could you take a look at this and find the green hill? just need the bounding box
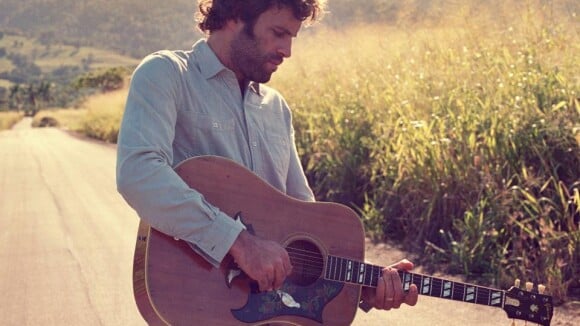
[0,0,200,59]
[0,31,138,110]
[0,33,137,76]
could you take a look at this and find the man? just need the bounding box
[116,0,418,317]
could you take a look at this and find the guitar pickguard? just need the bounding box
[231,279,343,323]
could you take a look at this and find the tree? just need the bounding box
[37,81,52,107]
[74,67,128,92]
[0,86,7,109]
[8,84,22,110]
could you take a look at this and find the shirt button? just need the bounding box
[252,141,257,147]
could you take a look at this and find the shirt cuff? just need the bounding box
[186,211,246,267]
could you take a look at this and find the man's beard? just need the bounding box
[230,26,281,84]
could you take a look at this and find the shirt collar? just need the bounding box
[248,82,262,96]
[192,39,263,97]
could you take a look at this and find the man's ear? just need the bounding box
[224,18,244,33]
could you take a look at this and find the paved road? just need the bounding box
[0,118,575,325]
[0,118,143,325]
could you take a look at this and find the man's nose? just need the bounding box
[277,39,292,58]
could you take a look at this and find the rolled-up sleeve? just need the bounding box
[116,53,244,267]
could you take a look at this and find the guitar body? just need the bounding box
[133,156,366,325]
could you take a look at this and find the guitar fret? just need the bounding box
[465,285,476,302]
[475,287,486,305]
[431,277,442,298]
[340,258,348,282]
[364,264,374,286]
[421,276,431,295]
[358,262,364,284]
[453,282,463,301]
[346,260,353,282]
[328,257,336,280]
[325,256,511,311]
[490,290,503,306]
[367,265,374,286]
[374,265,380,286]
[442,280,452,298]
[341,258,346,282]
[402,271,412,291]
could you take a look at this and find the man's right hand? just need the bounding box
[228,230,292,292]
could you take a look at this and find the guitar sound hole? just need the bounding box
[286,240,323,286]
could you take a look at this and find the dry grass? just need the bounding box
[77,88,127,142]
[0,111,24,131]
[271,19,578,300]
[46,9,579,301]
[32,108,87,130]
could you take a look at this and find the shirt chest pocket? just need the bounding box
[175,111,238,158]
[191,114,235,132]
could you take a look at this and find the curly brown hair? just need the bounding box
[196,0,326,33]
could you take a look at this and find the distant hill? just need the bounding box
[1,0,577,59]
[0,33,137,78]
[0,0,201,59]
[0,0,577,107]
[327,0,578,29]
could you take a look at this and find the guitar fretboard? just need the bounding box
[324,255,505,308]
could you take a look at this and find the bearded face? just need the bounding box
[228,6,301,84]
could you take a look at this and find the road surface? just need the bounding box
[0,118,576,325]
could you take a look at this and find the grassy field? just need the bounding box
[20,11,580,302]
[278,16,579,301]
[0,111,23,130]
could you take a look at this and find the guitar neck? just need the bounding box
[325,255,505,308]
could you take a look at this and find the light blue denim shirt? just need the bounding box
[116,39,314,267]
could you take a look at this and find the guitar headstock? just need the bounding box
[503,280,553,326]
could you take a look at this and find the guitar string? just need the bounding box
[286,251,501,302]
[402,275,501,303]
[286,246,378,282]
[287,246,500,295]
[285,265,502,304]
[287,270,500,303]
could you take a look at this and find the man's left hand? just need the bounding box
[361,259,419,310]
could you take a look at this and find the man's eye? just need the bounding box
[273,30,285,37]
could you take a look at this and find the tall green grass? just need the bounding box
[271,18,578,301]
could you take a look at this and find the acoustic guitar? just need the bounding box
[132,155,553,325]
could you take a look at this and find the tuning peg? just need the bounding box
[538,284,546,294]
[514,279,521,288]
[525,282,533,291]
